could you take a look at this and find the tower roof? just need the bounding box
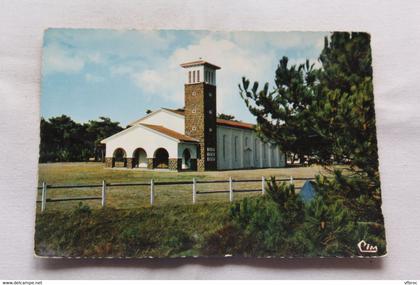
[180,60,221,70]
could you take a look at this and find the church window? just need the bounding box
[263,143,267,160]
[197,70,200,82]
[222,135,226,160]
[234,136,239,161]
[188,71,191,83]
[254,139,259,162]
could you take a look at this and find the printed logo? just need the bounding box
[357,240,378,253]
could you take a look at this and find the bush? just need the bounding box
[203,178,306,256]
[120,226,157,257]
[72,202,92,216]
[160,229,193,256]
[203,174,386,257]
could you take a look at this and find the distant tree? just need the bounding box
[146,109,152,114]
[39,115,123,162]
[217,113,236,120]
[85,117,123,161]
[39,115,89,162]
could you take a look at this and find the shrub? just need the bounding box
[203,178,306,256]
[120,226,157,257]
[160,229,193,256]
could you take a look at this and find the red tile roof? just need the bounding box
[180,60,221,70]
[216,118,255,130]
[140,123,199,143]
[164,108,255,130]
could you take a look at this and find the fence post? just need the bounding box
[192,177,196,204]
[150,179,154,206]
[101,180,107,208]
[290,176,294,185]
[229,177,233,202]
[41,181,47,212]
[261,176,266,195]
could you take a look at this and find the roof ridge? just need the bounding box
[140,123,199,143]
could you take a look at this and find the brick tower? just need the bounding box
[181,60,220,171]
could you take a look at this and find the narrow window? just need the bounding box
[234,136,238,161]
[222,135,226,160]
[193,70,196,83]
[197,70,200,82]
[245,137,248,147]
[263,143,267,160]
[188,71,191,83]
[254,139,258,162]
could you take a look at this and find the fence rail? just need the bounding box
[37,176,315,212]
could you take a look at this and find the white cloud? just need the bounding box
[43,44,85,74]
[85,73,104,83]
[110,65,133,76]
[130,33,276,120]
[132,70,162,93]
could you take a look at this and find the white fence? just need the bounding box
[37,176,314,212]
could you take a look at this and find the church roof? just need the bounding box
[215,118,255,130]
[180,60,221,70]
[139,123,199,143]
[163,108,255,130]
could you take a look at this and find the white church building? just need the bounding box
[101,60,285,171]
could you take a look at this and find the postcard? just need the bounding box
[35,29,386,258]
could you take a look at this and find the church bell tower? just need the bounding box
[181,60,220,171]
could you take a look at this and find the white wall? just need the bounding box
[216,125,284,170]
[104,125,180,158]
[137,109,185,134]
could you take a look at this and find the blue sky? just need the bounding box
[41,29,329,126]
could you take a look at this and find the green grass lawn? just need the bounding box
[37,162,327,211]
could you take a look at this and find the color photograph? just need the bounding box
[35,29,386,258]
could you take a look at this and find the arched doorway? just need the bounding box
[153,148,169,169]
[133,148,147,168]
[113,148,127,167]
[182,148,191,170]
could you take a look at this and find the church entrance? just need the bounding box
[182,148,191,170]
[133,148,147,168]
[153,148,169,169]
